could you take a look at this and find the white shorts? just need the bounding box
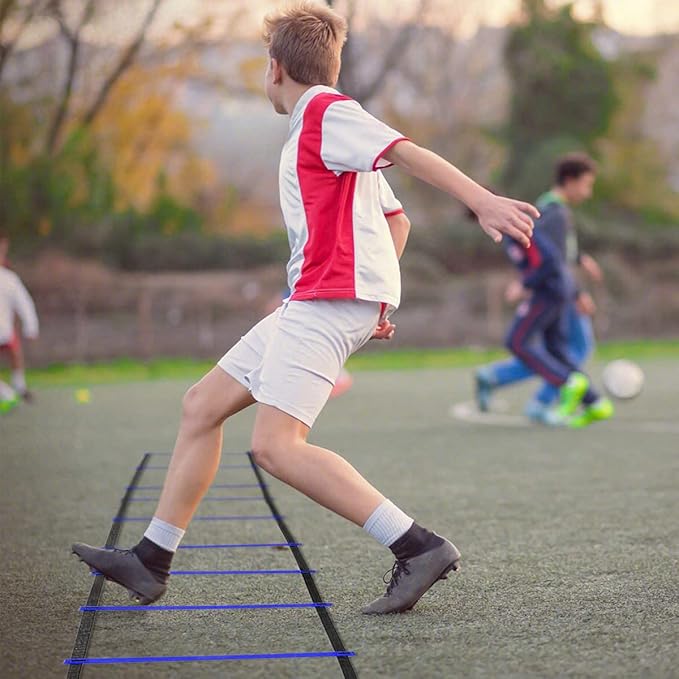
[218,299,380,427]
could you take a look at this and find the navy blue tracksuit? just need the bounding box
[503,227,577,387]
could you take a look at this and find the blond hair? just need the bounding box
[263,1,347,87]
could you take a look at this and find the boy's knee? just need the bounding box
[182,384,202,416]
[250,437,277,473]
[250,434,292,475]
[181,383,219,430]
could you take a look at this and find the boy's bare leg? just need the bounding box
[6,341,30,400]
[251,403,385,525]
[72,367,255,603]
[7,340,23,371]
[73,371,461,613]
[251,403,461,614]
[155,367,256,528]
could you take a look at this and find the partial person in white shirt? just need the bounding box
[0,231,39,409]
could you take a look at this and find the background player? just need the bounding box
[0,231,40,411]
[477,211,613,427]
[475,154,609,426]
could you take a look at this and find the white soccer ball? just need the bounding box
[602,359,644,400]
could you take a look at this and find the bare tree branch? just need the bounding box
[0,0,18,36]
[0,0,45,82]
[337,0,431,105]
[80,0,163,127]
[0,0,21,79]
[45,0,95,153]
[344,19,416,103]
[344,0,357,26]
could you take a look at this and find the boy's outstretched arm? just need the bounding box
[383,141,538,247]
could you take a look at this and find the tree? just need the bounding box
[326,0,432,105]
[44,0,95,154]
[0,0,48,81]
[502,0,617,198]
[45,0,163,154]
[90,60,217,213]
[597,52,679,219]
[80,0,162,127]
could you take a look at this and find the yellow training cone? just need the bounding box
[75,388,91,404]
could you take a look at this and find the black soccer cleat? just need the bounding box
[72,542,167,605]
[362,537,461,615]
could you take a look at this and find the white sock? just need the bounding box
[11,370,26,393]
[363,499,414,547]
[144,517,185,553]
[0,381,16,400]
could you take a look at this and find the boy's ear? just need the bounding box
[271,57,284,85]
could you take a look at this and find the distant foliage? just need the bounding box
[90,61,218,212]
[597,54,679,221]
[502,1,616,198]
[0,48,286,269]
[0,2,282,270]
[0,112,116,241]
[101,228,290,272]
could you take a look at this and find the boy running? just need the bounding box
[475,155,612,427]
[72,2,536,614]
[0,231,39,412]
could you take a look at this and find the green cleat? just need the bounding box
[0,395,19,414]
[557,372,589,417]
[569,397,615,429]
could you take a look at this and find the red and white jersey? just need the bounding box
[279,85,408,310]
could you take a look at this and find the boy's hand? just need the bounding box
[382,142,537,247]
[576,291,596,316]
[504,279,528,305]
[472,193,537,247]
[580,253,603,283]
[371,319,395,340]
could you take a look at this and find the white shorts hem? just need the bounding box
[251,389,315,429]
[216,299,380,430]
[217,358,249,389]
[218,360,318,428]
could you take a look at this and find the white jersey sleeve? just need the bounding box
[320,99,408,174]
[12,273,39,339]
[377,172,404,216]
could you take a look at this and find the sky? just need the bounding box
[17,0,679,49]
[555,0,679,35]
[333,0,679,37]
[214,0,679,38]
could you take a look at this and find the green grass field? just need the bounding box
[1,355,678,678]
[8,339,679,388]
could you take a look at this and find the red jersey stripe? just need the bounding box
[525,242,542,270]
[292,93,357,301]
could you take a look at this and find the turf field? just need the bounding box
[1,357,678,678]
